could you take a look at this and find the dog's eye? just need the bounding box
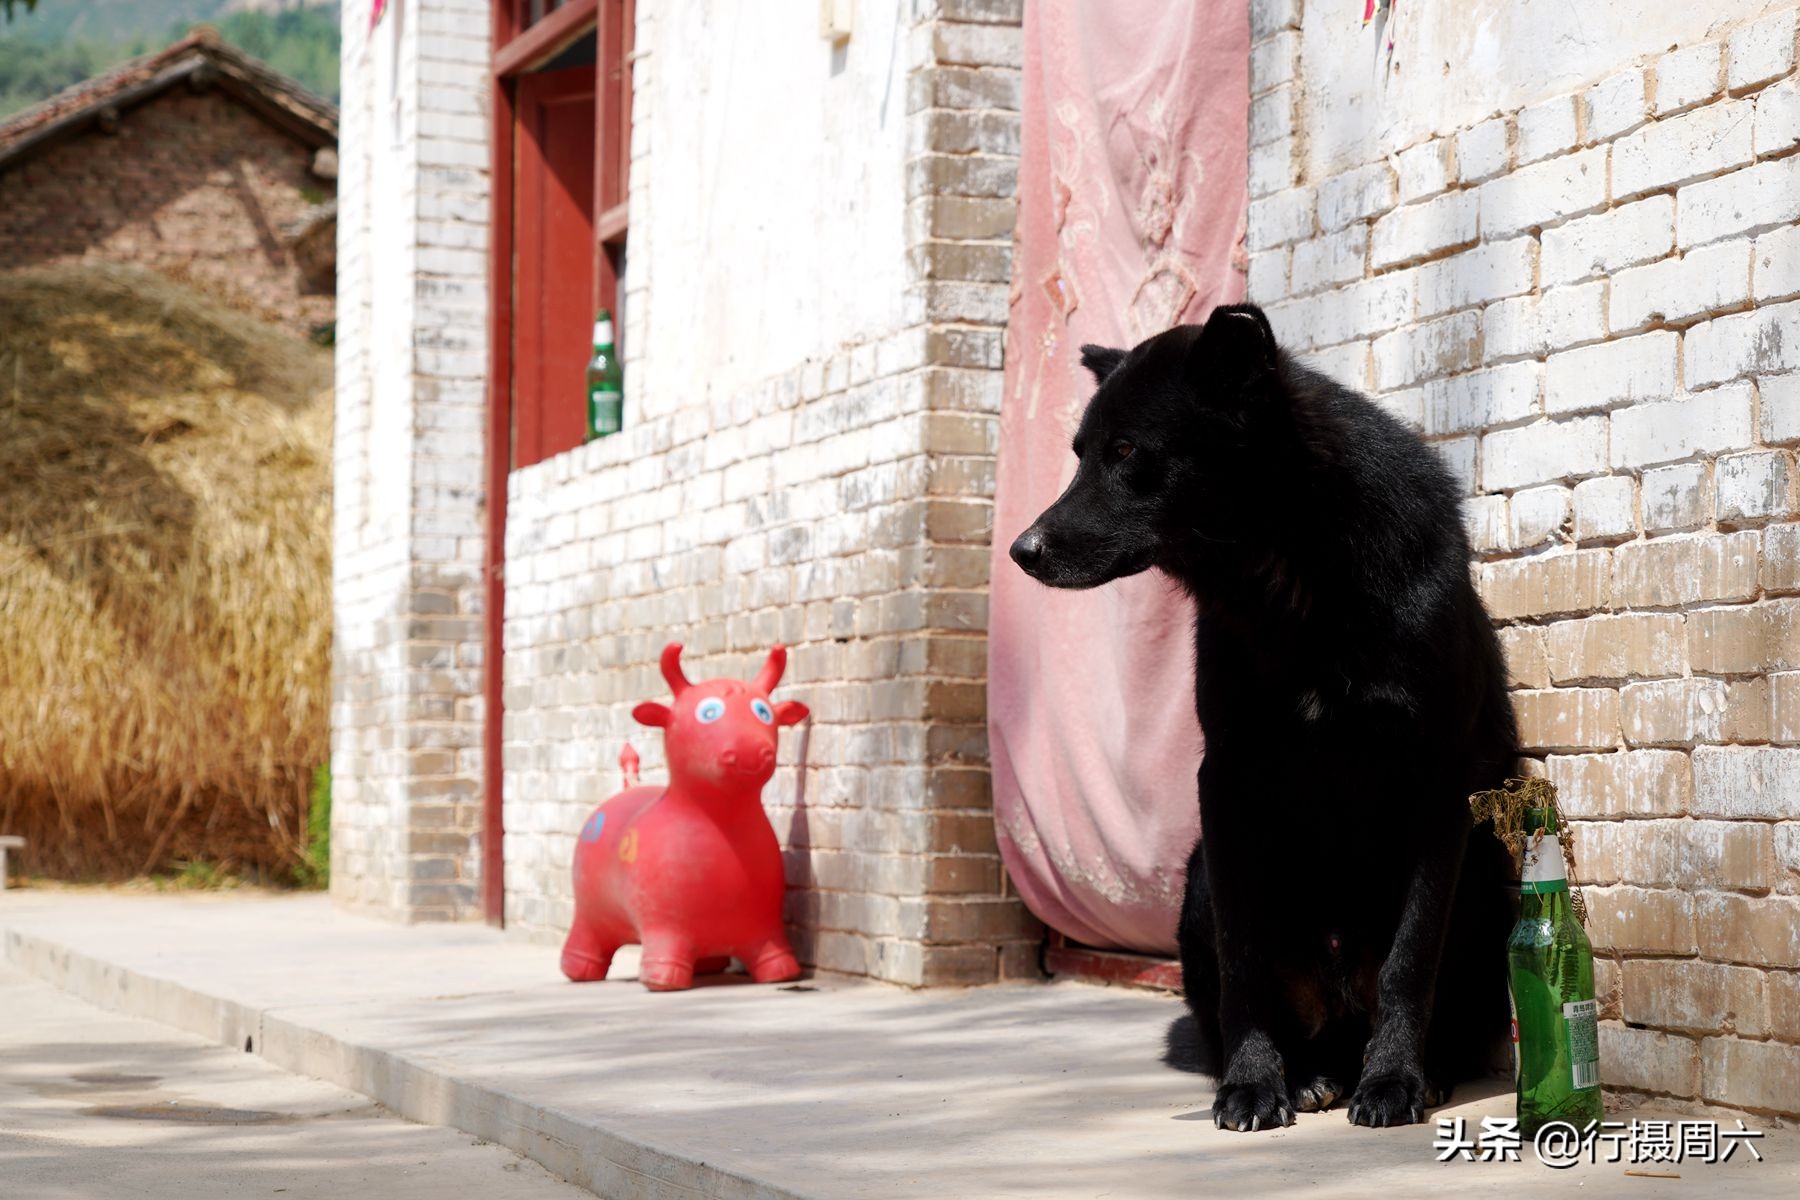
[1112,441,1135,461]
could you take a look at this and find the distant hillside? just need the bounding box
[0,0,339,118]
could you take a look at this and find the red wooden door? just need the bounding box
[512,66,597,468]
[487,2,635,926]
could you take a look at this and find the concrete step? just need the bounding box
[2,890,1794,1198]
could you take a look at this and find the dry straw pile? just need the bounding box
[0,264,330,879]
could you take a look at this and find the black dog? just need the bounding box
[1010,305,1515,1130]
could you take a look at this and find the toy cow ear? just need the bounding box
[633,701,672,727]
[753,644,788,694]
[774,701,809,727]
[659,642,691,696]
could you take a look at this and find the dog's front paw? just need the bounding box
[1213,1078,1294,1132]
[1346,1069,1428,1128]
[1291,1075,1343,1113]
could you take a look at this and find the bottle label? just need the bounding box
[593,320,614,346]
[1520,828,1568,893]
[589,384,623,438]
[1564,998,1600,1089]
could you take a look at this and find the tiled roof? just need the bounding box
[0,27,338,170]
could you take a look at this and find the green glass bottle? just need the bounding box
[1508,805,1602,1136]
[586,309,623,439]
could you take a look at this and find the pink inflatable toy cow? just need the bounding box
[560,642,808,991]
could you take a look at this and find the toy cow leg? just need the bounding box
[562,787,662,984]
[639,930,701,992]
[737,934,802,984]
[560,921,621,983]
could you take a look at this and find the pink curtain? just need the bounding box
[988,0,1249,954]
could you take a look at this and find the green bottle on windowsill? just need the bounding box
[1507,804,1603,1137]
[586,309,623,440]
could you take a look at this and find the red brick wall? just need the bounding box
[0,88,334,335]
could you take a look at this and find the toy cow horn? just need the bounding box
[753,644,787,694]
[660,642,692,696]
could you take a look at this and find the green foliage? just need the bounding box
[153,859,241,891]
[0,31,154,118]
[214,9,340,101]
[0,2,340,119]
[295,761,331,889]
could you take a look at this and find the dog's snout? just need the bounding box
[1010,527,1046,573]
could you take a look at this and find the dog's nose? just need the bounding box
[1009,528,1046,573]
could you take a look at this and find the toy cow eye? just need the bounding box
[751,698,774,724]
[695,698,726,724]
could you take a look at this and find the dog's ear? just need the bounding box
[1079,344,1127,384]
[1192,305,1278,394]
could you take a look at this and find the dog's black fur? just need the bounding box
[1011,305,1516,1131]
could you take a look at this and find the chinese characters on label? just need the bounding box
[1432,1117,1766,1168]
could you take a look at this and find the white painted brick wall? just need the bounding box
[1655,41,1725,115]
[1395,138,1452,202]
[1574,475,1637,540]
[1517,95,1580,164]
[1755,223,1800,303]
[1251,5,1800,1112]
[1371,310,1480,391]
[1479,146,1607,236]
[331,0,490,923]
[1422,361,1540,436]
[1762,373,1800,443]
[1613,100,1756,199]
[1677,156,1800,248]
[1611,385,1757,469]
[1316,161,1395,231]
[1686,302,1800,387]
[1609,239,1753,332]
[1585,69,1649,140]
[1643,462,1711,532]
[1730,11,1799,90]
[1543,331,1678,416]
[1511,484,1572,548]
[1717,450,1794,521]
[1288,225,1367,294]
[1482,417,1609,491]
[1369,189,1477,268]
[1757,74,1800,153]
[1248,187,1316,250]
[1455,116,1511,183]
[1485,282,1608,361]
[1540,196,1672,286]
[1415,237,1534,317]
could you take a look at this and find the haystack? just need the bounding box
[0,264,331,879]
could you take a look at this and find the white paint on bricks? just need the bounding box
[1611,385,1757,470]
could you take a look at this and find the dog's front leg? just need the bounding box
[1347,801,1468,1127]
[1199,762,1294,1132]
[1212,946,1294,1130]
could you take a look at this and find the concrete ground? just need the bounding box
[1,890,1795,1199]
[0,962,591,1199]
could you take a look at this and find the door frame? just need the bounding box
[484,0,635,926]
